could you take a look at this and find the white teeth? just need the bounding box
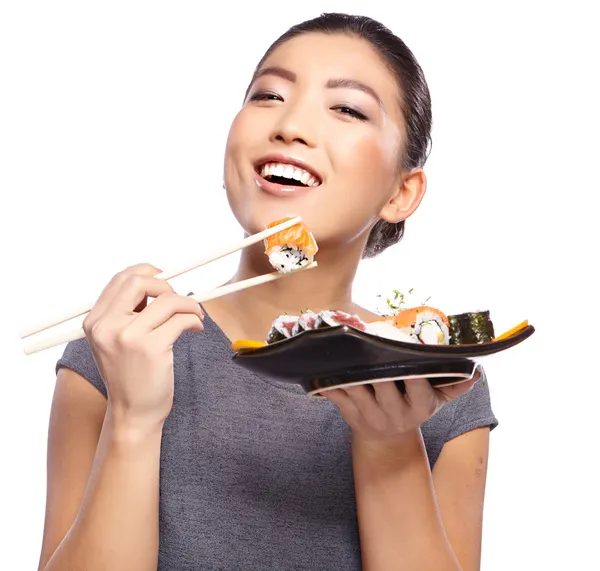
[258,161,321,186]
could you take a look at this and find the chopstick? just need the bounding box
[22,261,318,355]
[19,216,302,339]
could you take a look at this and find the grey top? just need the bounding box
[56,309,498,570]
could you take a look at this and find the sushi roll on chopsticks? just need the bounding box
[264,218,318,273]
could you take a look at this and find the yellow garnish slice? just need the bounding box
[494,320,529,341]
[231,339,268,352]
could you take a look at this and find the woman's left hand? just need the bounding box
[324,367,482,444]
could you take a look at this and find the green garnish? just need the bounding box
[380,288,432,316]
[385,289,407,313]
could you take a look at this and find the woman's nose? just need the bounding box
[269,107,317,147]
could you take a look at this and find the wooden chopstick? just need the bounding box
[22,261,318,356]
[19,216,302,339]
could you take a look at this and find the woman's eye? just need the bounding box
[333,106,368,121]
[248,92,283,102]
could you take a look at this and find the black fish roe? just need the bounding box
[279,246,308,268]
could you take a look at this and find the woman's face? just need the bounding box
[224,32,415,249]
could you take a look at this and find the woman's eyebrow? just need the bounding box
[250,66,384,108]
[326,78,383,108]
[253,66,297,83]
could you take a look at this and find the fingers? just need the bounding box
[437,377,478,401]
[104,275,175,318]
[372,380,405,414]
[322,388,360,422]
[327,382,404,423]
[84,263,163,331]
[130,293,204,334]
[344,384,380,413]
[341,385,390,431]
[403,377,444,416]
[403,377,434,404]
[150,312,204,347]
[436,366,482,400]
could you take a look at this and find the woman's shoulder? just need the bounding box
[55,336,107,397]
[445,369,498,439]
[422,369,498,467]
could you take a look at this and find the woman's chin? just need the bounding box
[232,205,315,236]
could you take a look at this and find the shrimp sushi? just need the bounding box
[264,218,318,273]
[393,306,450,345]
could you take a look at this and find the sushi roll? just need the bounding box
[266,315,299,344]
[448,310,495,344]
[393,306,450,345]
[264,218,318,273]
[292,310,323,335]
[317,310,368,331]
[364,318,415,343]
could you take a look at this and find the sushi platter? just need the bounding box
[231,307,534,397]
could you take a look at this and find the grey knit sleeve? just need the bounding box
[446,367,499,441]
[55,337,107,398]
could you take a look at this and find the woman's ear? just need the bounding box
[379,168,427,224]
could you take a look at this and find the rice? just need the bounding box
[267,245,313,273]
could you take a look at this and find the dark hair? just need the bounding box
[250,12,433,258]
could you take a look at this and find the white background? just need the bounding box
[1,1,598,569]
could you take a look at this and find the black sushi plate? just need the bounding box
[232,324,535,397]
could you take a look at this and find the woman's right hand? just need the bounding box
[82,263,204,429]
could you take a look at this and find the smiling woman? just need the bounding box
[224,27,420,256]
[38,12,496,571]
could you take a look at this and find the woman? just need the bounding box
[38,12,497,571]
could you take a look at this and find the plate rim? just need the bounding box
[307,366,480,398]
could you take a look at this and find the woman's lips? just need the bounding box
[254,171,315,198]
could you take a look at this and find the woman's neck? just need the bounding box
[233,241,361,313]
[202,240,373,342]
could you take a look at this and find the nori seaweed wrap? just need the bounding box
[448,311,495,344]
[266,315,299,343]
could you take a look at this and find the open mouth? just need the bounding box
[255,161,322,188]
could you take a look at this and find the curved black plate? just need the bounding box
[232,324,534,395]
